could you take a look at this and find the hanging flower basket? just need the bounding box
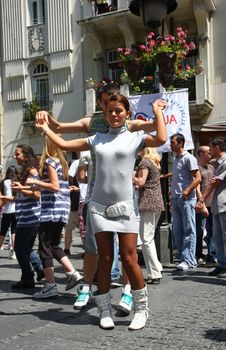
[124,61,144,83]
[155,52,177,88]
[117,28,202,89]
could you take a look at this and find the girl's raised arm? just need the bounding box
[36,111,91,134]
[38,121,90,152]
[144,99,167,148]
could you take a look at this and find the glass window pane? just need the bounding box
[35,78,49,108]
[42,0,45,23]
[32,1,38,25]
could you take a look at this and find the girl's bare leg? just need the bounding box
[121,264,130,285]
[83,252,98,285]
[118,233,145,290]
[95,231,114,294]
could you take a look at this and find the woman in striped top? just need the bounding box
[12,145,43,289]
[28,138,82,299]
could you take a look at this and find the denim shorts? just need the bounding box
[84,208,97,254]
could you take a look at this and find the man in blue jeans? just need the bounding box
[170,133,201,270]
[196,137,226,277]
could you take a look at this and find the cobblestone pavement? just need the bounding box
[0,233,225,350]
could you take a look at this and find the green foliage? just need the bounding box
[23,98,52,122]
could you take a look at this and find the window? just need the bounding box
[32,63,49,108]
[28,0,45,25]
[107,50,123,81]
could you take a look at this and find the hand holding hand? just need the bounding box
[70,185,79,192]
[26,178,35,186]
[11,181,23,191]
[210,176,217,185]
[36,111,59,133]
[36,111,50,125]
[152,99,167,114]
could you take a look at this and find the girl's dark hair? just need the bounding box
[107,94,130,112]
[16,144,39,184]
[0,166,18,194]
[5,166,18,181]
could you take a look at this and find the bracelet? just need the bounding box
[198,199,204,203]
[41,129,47,136]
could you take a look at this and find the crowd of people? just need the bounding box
[0,83,225,332]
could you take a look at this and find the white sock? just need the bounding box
[81,284,90,293]
[66,270,75,276]
[123,284,131,295]
[46,282,56,286]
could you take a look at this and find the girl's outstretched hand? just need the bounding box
[35,115,49,131]
[36,111,59,132]
[36,111,50,125]
[152,99,167,113]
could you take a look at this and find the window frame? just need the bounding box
[28,0,45,26]
[32,63,49,109]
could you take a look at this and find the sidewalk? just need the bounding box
[0,231,225,350]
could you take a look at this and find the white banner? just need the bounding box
[128,89,194,153]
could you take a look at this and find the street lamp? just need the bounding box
[128,0,178,264]
[129,0,177,32]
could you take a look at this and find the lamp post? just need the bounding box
[129,0,177,32]
[129,0,178,264]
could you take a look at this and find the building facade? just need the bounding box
[0,0,225,170]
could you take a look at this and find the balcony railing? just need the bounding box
[23,100,52,123]
[172,77,196,101]
[85,74,212,120]
[83,0,129,19]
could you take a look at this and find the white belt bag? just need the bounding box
[89,199,136,218]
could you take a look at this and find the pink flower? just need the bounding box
[177,31,186,38]
[138,44,147,52]
[168,35,175,41]
[164,35,171,42]
[149,40,156,47]
[147,32,155,39]
[189,42,196,50]
[124,49,131,56]
[117,48,123,53]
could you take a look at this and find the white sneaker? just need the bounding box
[73,284,92,309]
[100,313,115,330]
[118,292,133,315]
[33,283,58,299]
[65,270,83,291]
[198,258,206,265]
[95,292,115,330]
[176,261,190,270]
[128,310,149,330]
[8,251,16,260]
